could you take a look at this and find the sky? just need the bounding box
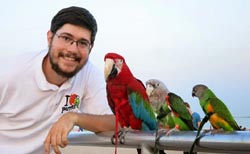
[1,1,249,123]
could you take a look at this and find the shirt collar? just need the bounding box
[34,49,75,91]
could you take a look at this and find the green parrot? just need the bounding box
[157,92,196,131]
[158,92,197,154]
[190,84,241,153]
[192,84,241,131]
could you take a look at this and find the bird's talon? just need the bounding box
[111,136,116,144]
[119,136,125,144]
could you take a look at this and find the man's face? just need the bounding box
[47,23,92,78]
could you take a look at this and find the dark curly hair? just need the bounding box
[50,6,97,45]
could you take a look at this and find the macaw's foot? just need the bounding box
[111,128,130,144]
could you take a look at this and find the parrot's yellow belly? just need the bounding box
[209,114,233,131]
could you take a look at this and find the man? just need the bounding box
[0,6,115,154]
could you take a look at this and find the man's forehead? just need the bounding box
[57,23,91,40]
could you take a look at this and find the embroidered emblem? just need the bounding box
[61,94,80,113]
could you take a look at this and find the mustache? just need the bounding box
[58,52,81,62]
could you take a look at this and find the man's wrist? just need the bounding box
[69,112,79,126]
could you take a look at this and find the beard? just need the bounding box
[48,46,85,78]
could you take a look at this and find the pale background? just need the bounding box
[1,0,249,120]
[1,1,249,153]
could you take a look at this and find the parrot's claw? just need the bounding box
[203,129,211,133]
[119,135,125,144]
[157,128,168,139]
[118,128,129,144]
[210,128,223,134]
[166,127,179,136]
[111,136,115,145]
[111,129,129,145]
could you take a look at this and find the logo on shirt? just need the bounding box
[61,94,80,113]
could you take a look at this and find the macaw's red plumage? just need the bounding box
[104,52,165,154]
[104,52,157,131]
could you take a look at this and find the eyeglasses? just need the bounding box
[54,33,91,50]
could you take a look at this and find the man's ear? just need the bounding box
[47,30,53,46]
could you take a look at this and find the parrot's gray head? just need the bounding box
[145,79,169,96]
[192,84,208,99]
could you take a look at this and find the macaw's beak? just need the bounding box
[104,58,117,81]
[108,64,118,79]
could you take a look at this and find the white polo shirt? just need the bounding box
[0,49,112,154]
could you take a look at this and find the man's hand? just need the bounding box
[44,112,77,154]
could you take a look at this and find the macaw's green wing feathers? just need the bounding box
[208,97,240,130]
[128,91,157,130]
[105,52,165,154]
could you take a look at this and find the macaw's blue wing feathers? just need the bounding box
[128,91,157,130]
[105,52,165,154]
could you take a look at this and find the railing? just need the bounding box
[68,130,250,153]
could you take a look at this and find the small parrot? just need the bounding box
[192,84,241,131]
[158,92,197,154]
[161,92,196,131]
[146,79,170,112]
[145,79,174,129]
[190,84,241,153]
[104,52,164,154]
[145,79,174,154]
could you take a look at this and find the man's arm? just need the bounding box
[44,112,115,154]
[75,113,115,132]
